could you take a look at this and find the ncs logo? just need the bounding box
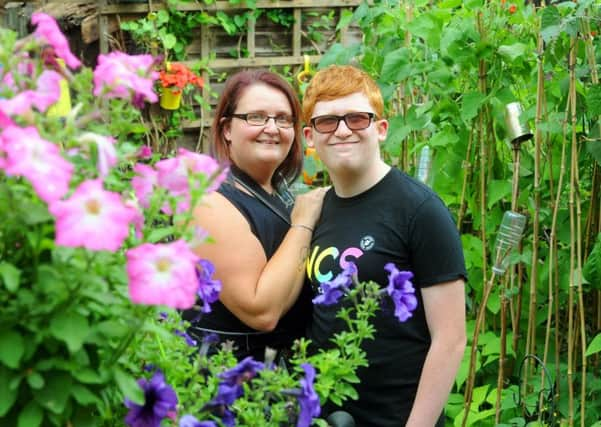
[306,245,364,283]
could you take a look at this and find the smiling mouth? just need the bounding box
[256,140,279,144]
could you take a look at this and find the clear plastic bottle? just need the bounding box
[415,146,433,186]
[492,211,527,275]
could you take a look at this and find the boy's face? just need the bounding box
[303,91,388,176]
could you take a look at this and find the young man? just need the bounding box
[302,65,467,427]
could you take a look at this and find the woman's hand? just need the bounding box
[290,186,329,230]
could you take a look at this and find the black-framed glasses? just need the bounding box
[231,112,295,128]
[310,112,375,134]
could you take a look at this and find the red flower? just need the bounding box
[508,4,517,13]
[158,62,204,94]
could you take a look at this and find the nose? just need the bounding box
[263,117,279,133]
[334,117,353,137]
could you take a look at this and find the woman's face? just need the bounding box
[223,83,295,175]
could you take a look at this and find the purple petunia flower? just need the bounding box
[196,259,221,313]
[124,370,178,427]
[179,414,217,427]
[296,363,321,427]
[214,357,264,405]
[175,329,198,347]
[204,357,264,426]
[312,262,357,305]
[384,263,418,322]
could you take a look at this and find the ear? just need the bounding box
[303,126,315,148]
[376,118,388,143]
[221,117,232,142]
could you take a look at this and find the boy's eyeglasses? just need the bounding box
[231,112,295,128]
[310,112,375,134]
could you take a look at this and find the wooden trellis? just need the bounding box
[97,0,362,143]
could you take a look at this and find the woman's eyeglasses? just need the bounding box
[231,112,295,128]
[310,112,375,134]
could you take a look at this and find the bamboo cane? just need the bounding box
[567,35,577,427]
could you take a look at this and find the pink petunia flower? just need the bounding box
[1,125,73,203]
[31,13,81,70]
[132,163,158,209]
[126,240,200,309]
[78,132,117,177]
[0,91,37,116]
[93,52,158,108]
[0,71,61,116]
[49,179,137,251]
[155,149,227,213]
[30,70,62,112]
[137,145,152,159]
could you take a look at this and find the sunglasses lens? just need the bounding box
[345,113,372,130]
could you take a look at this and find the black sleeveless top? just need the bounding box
[183,167,312,360]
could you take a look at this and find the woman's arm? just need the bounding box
[191,187,326,331]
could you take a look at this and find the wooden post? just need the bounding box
[98,0,108,53]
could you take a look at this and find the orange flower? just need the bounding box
[501,0,506,4]
[159,62,204,93]
[508,4,517,13]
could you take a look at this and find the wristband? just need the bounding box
[291,224,314,233]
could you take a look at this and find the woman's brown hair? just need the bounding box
[211,70,303,188]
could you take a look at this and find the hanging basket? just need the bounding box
[160,89,182,110]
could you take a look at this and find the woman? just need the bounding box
[183,70,326,361]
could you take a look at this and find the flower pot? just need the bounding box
[160,89,182,110]
[47,59,72,118]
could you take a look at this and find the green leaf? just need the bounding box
[540,6,561,42]
[18,401,43,427]
[26,372,45,390]
[497,43,528,62]
[114,368,145,405]
[461,92,486,123]
[487,179,512,209]
[586,84,601,117]
[161,33,177,50]
[71,384,100,406]
[583,233,601,287]
[0,330,25,369]
[49,312,90,353]
[0,262,21,292]
[0,366,18,416]
[336,9,353,31]
[585,333,601,357]
[430,128,459,148]
[379,48,409,84]
[32,371,72,414]
[318,42,361,69]
[146,226,176,243]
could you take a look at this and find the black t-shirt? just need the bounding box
[307,167,467,427]
[183,176,312,360]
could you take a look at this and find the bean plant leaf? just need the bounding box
[586,84,601,117]
[585,333,601,357]
[498,43,528,63]
[429,128,459,148]
[461,92,486,123]
[583,233,601,289]
[336,9,354,31]
[380,48,409,84]
[540,6,561,42]
[0,330,24,369]
[0,262,21,292]
[487,179,512,209]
